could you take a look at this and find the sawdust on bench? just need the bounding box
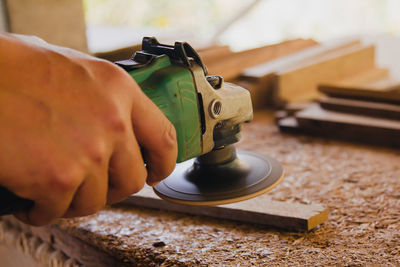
[55,111,400,266]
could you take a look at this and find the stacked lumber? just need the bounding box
[198,38,384,110]
[237,39,387,108]
[275,70,400,148]
[198,39,319,109]
[203,39,318,81]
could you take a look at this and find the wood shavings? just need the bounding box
[0,218,80,267]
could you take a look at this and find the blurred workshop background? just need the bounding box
[83,0,400,52]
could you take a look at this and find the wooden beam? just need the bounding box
[198,45,233,65]
[94,43,142,62]
[279,103,400,147]
[238,38,361,108]
[319,97,400,120]
[319,73,400,104]
[328,67,390,85]
[274,44,376,103]
[242,38,361,79]
[118,186,328,231]
[206,38,318,81]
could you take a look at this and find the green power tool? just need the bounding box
[116,37,284,205]
[0,37,283,214]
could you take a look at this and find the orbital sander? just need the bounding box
[0,37,283,215]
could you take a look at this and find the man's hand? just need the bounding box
[0,34,177,225]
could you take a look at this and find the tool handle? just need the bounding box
[0,186,34,216]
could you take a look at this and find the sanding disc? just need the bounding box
[153,151,284,206]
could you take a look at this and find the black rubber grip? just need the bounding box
[0,186,34,216]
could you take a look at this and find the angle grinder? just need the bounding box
[116,37,284,205]
[0,37,283,215]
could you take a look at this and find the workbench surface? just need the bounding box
[2,111,399,266]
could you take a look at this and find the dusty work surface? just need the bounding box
[45,112,400,265]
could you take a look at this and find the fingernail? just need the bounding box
[148,180,161,187]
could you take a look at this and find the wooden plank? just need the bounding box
[238,39,361,108]
[330,67,390,85]
[319,97,400,120]
[274,44,376,102]
[277,116,302,134]
[319,75,400,104]
[6,0,88,52]
[94,43,142,62]
[206,38,318,81]
[95,44,232,64]
[235,75,280,109]
[284,102,312,114]
[94,44,232,63]
[118,186,328,231]
[297,103,400,129]
[242,38,361,79]
[198,45,233,65]
[291,103,400,147]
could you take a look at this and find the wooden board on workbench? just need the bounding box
[118,186,328,231]
[319,75,400,104]
[278,103,400,147]
[95,43,232,63]
[242,38,361,79]
[319,97,400,120]
[198,45,233,65]
[238,38,363,107]
[94,43,142,62]
[273,44,376,103]
[236,75,281,109]
[206,38,318,81]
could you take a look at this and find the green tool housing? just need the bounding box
[116,37,205,162]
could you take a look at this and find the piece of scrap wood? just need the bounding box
[329,67,390,85]
[274,102,314,124]
[198,45,233,65]
[319,97,400,120]
[95,44,232,64]
[273,44,376,103]
[242,38,361,79]
[206,38,318,81]
[235,76,280,109]
[319,75,400,104]
[118,186,328,231]
[293,103,400,147]
[94,43,142,62]
[238,38,361,107]
[277,116,302,134]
